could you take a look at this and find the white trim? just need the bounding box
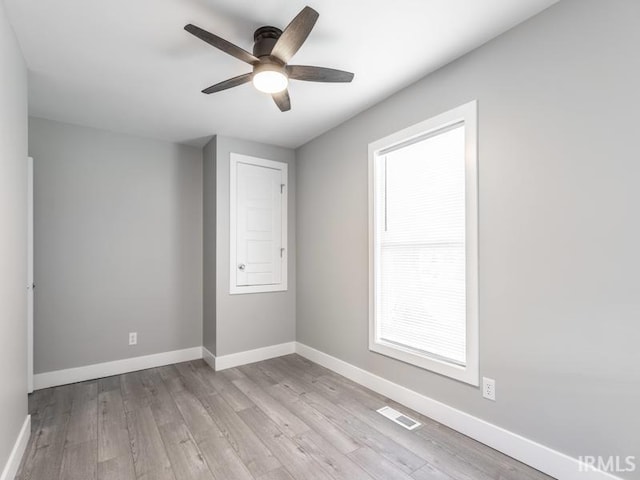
[229,153,288,295]
[27,156,34,394]
[33,347,202,390]
[202,346,216,371]
[367,100,479,386]
[20,340,624,480]
[229,282,288,295]
[215,342,295,371]
[295,342,622,480]
[0,415,30,480]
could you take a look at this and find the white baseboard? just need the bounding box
[215,342,296,371]
[202,346,216,370]
[0,415,30,480]
[29,340,618,480]
[34,346,203,390]
[295,342,622,480]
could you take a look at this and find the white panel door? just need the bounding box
[230,154,287,294]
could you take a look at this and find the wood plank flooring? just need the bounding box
[16,355,554,480]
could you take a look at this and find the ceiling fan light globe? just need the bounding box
[253,70,288,94]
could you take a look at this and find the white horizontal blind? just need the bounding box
[375,124,467,366]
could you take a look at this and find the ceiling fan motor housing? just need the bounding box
[253,26,283,58]
[252,26,287,81]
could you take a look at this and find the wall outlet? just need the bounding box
[128,332,137,346]
[482,377,496,401]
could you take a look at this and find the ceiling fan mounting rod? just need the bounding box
[253,26,283,59]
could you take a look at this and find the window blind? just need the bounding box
[375,124,467,366]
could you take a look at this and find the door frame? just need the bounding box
[27,156,34,393]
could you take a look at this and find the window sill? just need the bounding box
[369,339,478,386]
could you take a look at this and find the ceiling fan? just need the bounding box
[184,6,354,112]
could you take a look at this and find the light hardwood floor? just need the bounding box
[16,354,554,480]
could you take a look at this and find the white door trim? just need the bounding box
[27,156,34,394]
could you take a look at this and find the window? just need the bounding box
[230,153,287,294]
[368,101,478,385]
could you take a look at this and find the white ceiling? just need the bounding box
[5,0,557,148]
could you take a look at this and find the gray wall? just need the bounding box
[296,0,640,474]
[215,136,296,356]
[29,118,203,373]
[203,136,216,355]
[0,0,28,471]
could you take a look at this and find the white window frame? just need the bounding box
[230,153,288,295]
[368,101,479,386]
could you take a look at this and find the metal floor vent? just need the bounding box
[377,406,421,430]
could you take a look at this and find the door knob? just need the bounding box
[238,263,246,271]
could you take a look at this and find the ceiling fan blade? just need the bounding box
[185,24,259,65]
[287,65,354,83]
[270,6,319,63]
[272,90,291,112]
[202,73,252,94]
